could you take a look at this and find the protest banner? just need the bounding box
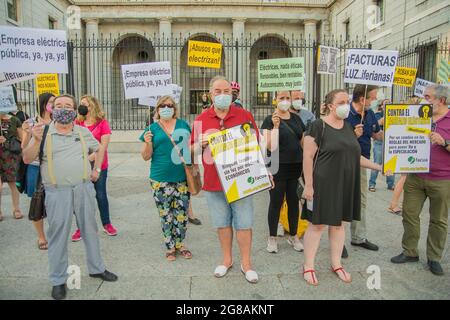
[0,26,68,74]
[0,73,36,86]
[344,49,398,87]
[208,123,272,203]
[317,45,338,74]
[0,86,17,113]
[258,57,305,92]
[36,74,59,96]
[414,78,434,98]
[393,66,417,87]
[138,84,182,107]
[437,58,450,84]
[121,61,172,99]
[383,104,432,174]
[187,40,222,69]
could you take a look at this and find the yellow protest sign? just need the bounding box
[36,74,60,96]
[393,67,417,87]
[187,40,222,69]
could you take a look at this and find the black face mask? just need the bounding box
[78,105,88,116]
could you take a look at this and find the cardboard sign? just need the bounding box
[0,73,36,86]
[437,58,450,84]
[383,104,432,174]
[258,57,305,92]
[0,86,17,113]
[121,61,172,99]
[36,74,59,96]
[344,49,398,87]
[0,26,68,74]
[187,40,222,69]
[393,67,417,88]
[138,84,182,107]
[317,45,338,74]
[208,123,272,203]
[414,78,435,98]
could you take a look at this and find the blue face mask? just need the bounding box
[159,107,174,120]
[214,94,232,110]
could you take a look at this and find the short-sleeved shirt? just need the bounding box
[139,119,191,183]
[261,112,305,164]
[190,105,260,192]
[40,122,100,187]
[346,104,381,159]
[76,119,112,170]
[417,110,450,181]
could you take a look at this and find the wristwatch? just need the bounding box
[94,167,101,174]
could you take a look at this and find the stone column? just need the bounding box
[232,19,246,102]
[304,19,318,43]
[320,19,330,42]
[85,19,99,96]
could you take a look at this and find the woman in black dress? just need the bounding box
[301,89,389,286]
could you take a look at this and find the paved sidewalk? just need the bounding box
[0,153,449,300]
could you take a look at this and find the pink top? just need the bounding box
[76,119,112,170]
[417,110,450,181]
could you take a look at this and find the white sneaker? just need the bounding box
[277,223,285,237]
[266,236,278,253]
[287,235,304,252]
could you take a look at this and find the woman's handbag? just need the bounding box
[28,125,50,221]
[158,122,203,195]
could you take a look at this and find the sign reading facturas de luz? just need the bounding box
[344,49,398,87]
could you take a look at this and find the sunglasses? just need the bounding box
[159,104,174,109]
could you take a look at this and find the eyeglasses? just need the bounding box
[160,104,174,108]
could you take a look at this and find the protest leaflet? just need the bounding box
[393,67,417,87]
[258,57,305,92]
[317,45,338,74]
[138,84,182,107]
[208,123,272,203]
[0,86,17,113]
[414,78,435,98]
[36,74,60,96]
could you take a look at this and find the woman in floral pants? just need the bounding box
[140,95,193,261]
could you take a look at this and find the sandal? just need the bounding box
[388,207,402,216]
[331,266,352,283]
[38,239,48,250]
[166,250,176,261]
[178,248,193,259]
[302,266,318,286]
[13,209,23,220]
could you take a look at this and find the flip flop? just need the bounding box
[331,266,352,283]
[38,240,48,250]
[388,207,402,216]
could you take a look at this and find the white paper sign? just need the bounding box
[344,49,398,87]
[121,61,172,99]
[0,73,36,86]
[414,78,435,98]
[138,84,182,107]
[0,26,68,74]
[318,45,338,75]
[0,86,17,113]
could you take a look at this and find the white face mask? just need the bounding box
[335,104,351,119]
[277,100,291,111]
[292,100,303,110]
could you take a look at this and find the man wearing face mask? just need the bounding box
[23,95,118,300]
[231,81,243,108]
[191,76,260,283]
[344,84,383,255]
[391,85,450,276]
[290,90,315,130]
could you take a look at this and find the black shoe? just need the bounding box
[427,260,444,276]
[341,245,348,259]
[351,239,379,251]
[390,253,419,264]
[89,270,118,282]
[188,217,202,225]
[51,284,66,300]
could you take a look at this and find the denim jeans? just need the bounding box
[94,168,111,226]
[369,141,395,188]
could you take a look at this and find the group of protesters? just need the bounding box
[0,75,449,299]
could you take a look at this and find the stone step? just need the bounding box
[109,130,142,153]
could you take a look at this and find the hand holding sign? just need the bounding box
[430,132,445,146]
[354,124,364,138]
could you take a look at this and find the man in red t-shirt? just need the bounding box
[190,76,260,283]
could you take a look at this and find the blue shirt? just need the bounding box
[139,119,192,183]
[345,104,380,159]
